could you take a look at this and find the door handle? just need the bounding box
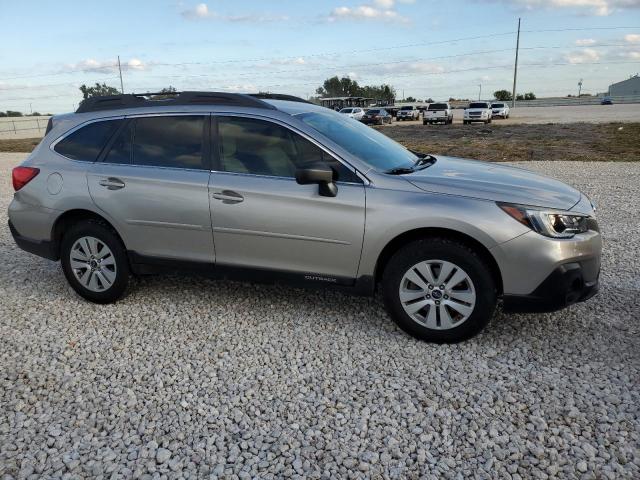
[211,190,244,204]
[98,177,126,190]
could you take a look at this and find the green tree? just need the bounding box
[149,86,178,100]
[524,92,536,100]
[493,89,512,101]
[316,76,361,97]
[79,83,121,100]
[516,94,524,101]
[404,96,416,102]
[315,76,396,103]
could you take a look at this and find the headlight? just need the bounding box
[498,203,590,239]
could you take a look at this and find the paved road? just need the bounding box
[388,103,640,127]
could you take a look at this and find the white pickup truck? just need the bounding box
[396,105,420,121]
[463,101,493,124]
[423,102,453,125]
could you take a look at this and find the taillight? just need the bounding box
[12,166,40,191]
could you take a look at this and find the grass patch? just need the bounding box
[0,138,41,153]
[380,122,640,162]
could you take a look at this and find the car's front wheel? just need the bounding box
[60,220,129,303]
[382,238,497,343]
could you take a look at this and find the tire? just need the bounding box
[423,121,428,126]
[60,219,130,303]
[381,237,497,343]
[463,120,469,125]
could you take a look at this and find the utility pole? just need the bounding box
[117,56,124,93]
[29,103,32,114]
[478,84,482,100]
[578,79,583,97]
[511,17,521,108]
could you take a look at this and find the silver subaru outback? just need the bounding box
[8,92,601,343]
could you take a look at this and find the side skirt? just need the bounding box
[127,251,375,296]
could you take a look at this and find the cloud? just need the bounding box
[270,57,306,66]
[181,3,289,22]
[181,3,212,19]
[625,33,640,43]
[65,58,149,73]
[223,84,258,92]
[564,48,601,64]
[478,0,640,16]
[328,1,411,22]
[575,38,596,46]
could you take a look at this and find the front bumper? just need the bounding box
[503,262,599,313]
[464,116,489,121]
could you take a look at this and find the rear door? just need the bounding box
[87,114,215,263]
[209,115,365,282]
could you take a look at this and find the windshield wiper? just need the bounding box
[414,154,437,169]
[385,166,415,175]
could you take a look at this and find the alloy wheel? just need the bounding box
[69,236,117,292]
[399,260,476,330]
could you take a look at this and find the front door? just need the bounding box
[87,115,214,263]
[209,115,365,282]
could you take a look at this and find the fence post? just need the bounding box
[36,119,40,130]
[12,121,16,134]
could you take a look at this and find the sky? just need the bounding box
[0,0,639,113]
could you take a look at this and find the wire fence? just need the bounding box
[0,117,50,139]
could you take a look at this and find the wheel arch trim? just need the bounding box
[372,227,504,295]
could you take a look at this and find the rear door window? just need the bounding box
[132,116,206,170]
[54,119,122,161]
[103,121,133,164]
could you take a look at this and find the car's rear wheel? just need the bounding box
[382,238,497,343]
[61,220,129,303]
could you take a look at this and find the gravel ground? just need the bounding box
[0,153,638,479]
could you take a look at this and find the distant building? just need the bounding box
[608,75,640,96]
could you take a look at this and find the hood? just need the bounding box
[405,156,581,210]
[465,108,490,112]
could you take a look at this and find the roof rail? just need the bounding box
[75,91,277,114]
[249,93,312,104]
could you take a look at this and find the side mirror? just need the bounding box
[295,163,338,197]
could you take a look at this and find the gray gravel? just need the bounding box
[0,153,638,479]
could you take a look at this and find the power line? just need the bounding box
[2,25,637,82]
[0,32,517,81]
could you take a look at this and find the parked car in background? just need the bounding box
[463,102,493,124]
[491,102,510,119]
[362,108,393,125]
[8,91,602,343]
[339,107,365,120]
[600,96,614,105]
[423,102,453,125]
[397,106,420,121]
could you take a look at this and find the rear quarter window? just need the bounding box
[54,120,122,161]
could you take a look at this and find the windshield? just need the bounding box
[296,110,417,171]
[367,109,380,115]
[428,103,448,110]
[491,103,504,108]
[400,106,413,110]
[339,108,353,113]
[469,102,489,109]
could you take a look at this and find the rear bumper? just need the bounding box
[8,220,57,260]
[502,262,599,313]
